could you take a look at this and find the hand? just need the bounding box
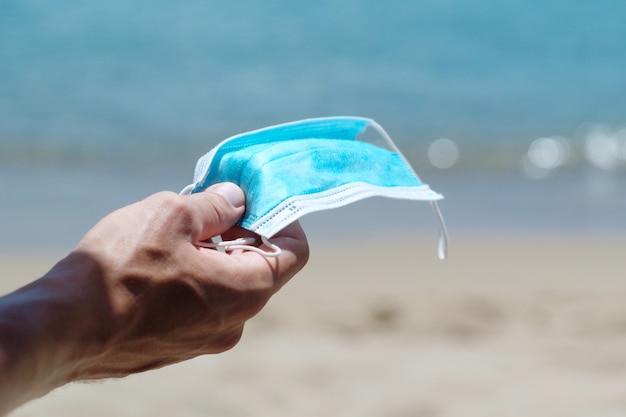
[0,183,309,414]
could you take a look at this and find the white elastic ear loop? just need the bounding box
[368,123,450,261]
[195,236,282,257]
[180,183,195,195]
[210,234,226,253]
[180,184,282,258]
[430,200,449,260]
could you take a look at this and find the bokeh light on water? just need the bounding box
[427,138,460,170]
[521,136,571,179]
[582,124,625,171]
[520,123,626,179]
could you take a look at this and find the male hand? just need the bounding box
[0,183,309,414]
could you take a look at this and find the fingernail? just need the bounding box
[209,182,245,208]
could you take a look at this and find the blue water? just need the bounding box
[2,0,626,148]
[1,0,626,251]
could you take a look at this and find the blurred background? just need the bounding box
[3,2,626,416]
[2,0,625,252]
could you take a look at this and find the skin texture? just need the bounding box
[0,183,309,415]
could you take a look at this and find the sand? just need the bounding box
[3,236,626,417]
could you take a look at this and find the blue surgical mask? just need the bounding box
[181,117,448,259]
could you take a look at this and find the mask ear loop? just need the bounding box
[180,183,195,195]
[180,184,282,257]
[195,236,282,257]
[430,201,449,260]
[369,121,449,260]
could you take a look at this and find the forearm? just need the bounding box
[0,252,108,415]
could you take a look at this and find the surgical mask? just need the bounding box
[181,116,448,259]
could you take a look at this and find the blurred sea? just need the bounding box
[1,0,626,252]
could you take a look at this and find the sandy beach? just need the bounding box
[3,236,626,417]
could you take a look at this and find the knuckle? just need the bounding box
[152,191,189,214]
[147,191,196,230]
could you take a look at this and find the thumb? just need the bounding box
[186,182,246,242]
